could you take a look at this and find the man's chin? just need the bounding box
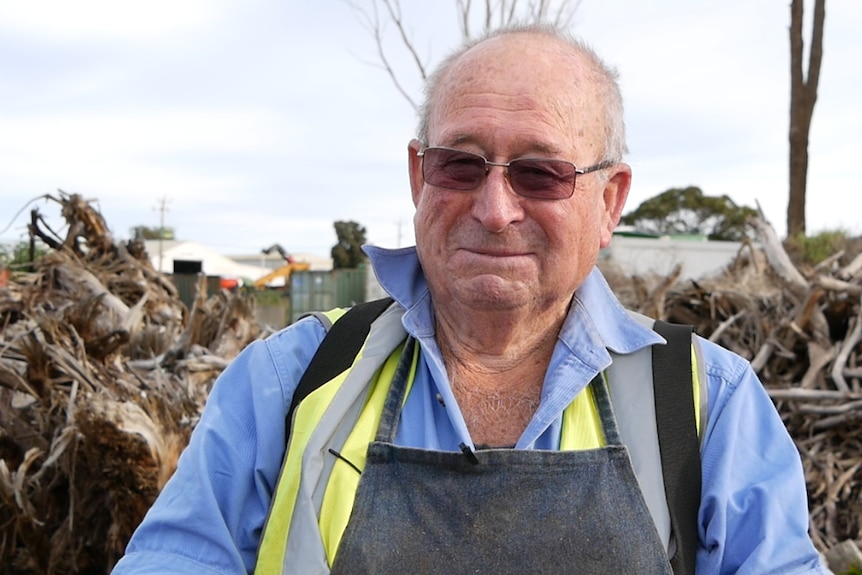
[449,276,535,310]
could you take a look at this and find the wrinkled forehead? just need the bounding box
[427,33,607,152]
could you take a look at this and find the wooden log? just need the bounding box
[823,539,862,575]
[813,250,845,274]
[708,310,746,343]
[800,341,838,389]
[749,217,809,293]
[831,301,862,393]
[816,275,862,296]
[839,251,862,280]
[767,388,862,401]
[750,342,774,372]
[798,399,862,415]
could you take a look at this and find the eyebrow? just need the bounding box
[442,135,564,158]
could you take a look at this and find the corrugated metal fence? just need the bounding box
[290,266,367,324]
[171,274,222,309]
[168,267,369,329]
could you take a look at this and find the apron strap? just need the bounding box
[374,337,417,443]
[590,374,623,446]
[653,321,700,575]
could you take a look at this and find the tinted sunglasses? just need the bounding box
[417,146,615,200]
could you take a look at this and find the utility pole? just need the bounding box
[154,197,170,272]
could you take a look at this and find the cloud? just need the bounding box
[0,0,223,41]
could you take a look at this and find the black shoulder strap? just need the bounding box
[652,321,700,575]
[285,297,394,438]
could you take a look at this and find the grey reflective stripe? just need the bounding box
[301,311,334,332]
[608,310,707,555]
[607,311,671,552]
[281,304,407,575]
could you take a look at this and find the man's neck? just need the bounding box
[433,299,569,446]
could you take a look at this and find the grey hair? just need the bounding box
[415,23,628,163]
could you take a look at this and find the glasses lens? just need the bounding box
[420,148,577,199]
[508,159,576,200]
[421,148,487,190]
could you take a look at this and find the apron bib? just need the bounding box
[331,338,673,575]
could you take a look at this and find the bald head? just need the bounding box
[416,24,627,163]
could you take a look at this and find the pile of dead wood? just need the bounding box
[0,193,261,574]
[1,193,860,573]
[604,218,862,563]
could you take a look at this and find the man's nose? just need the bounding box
[470,166,525,232]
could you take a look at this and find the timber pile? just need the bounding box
[0,193,860,573]
[603,218,862,559]
[0,193,261,574]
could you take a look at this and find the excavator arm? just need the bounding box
[253,261,310,288]
[254,244,309,288]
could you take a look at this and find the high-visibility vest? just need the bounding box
[255,300,704,575]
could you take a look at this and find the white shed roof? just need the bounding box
[144,240,271,280]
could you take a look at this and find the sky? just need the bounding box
[1,1,860,259]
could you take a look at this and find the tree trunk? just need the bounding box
[787,0,826,238]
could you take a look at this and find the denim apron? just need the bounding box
[330,338,674,574]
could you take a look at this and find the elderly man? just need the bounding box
[113,24,828,575]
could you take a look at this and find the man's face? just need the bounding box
[409,33,631,314]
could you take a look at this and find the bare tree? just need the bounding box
[787,0,826,238]
[343,0,581,113]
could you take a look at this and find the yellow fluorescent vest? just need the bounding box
[255,308,702,574]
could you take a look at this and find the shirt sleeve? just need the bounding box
[111,317,327,574]
[695,338,830,575]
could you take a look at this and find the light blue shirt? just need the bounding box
[113,246,828,575]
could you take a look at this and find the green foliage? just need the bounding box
[331,220,368,269]
[250,288,285,306]
[620,186,759,241]
[840,565,862,575]
[785,229,848,266]
[0,241,49,268]
[131,225,174,240]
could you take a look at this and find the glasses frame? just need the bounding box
[416,146,616,200]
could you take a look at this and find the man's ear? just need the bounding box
[600,164,632,248]
[408,139,424,207]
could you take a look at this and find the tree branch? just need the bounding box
[342,0,421,111]
[342,1,583,113]
[381,0,429,83]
